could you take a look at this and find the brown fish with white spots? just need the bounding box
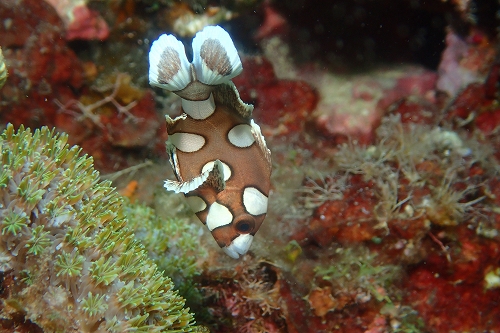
[149,26,272,259]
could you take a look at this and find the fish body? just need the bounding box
[149,26,272,258]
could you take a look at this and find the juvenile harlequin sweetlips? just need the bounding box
[149,26,272,259]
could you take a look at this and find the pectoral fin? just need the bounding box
[164,158,226,194]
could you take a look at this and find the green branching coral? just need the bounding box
[314,247,400,303]
[0,124,200,332]
[123,199,206,286]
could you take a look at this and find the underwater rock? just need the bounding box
[24,24,83,87]
[52,73,163,171]
[233,56,318,136]
[303,175,381,247]
[254,3,289,40]
[443,63,500,160]
[44,0,109,40]
[437,28,495,98]
[105,90,159,148]
[65,4,109,41]
[387,97,440,125]
[0,0,83,129]
[198,260,286,332]
[0,0,63,47]
[475,108,500,135]
[311,65,436,145]
[295,112,497,250]
[405,227,500,332]
[166,3,236,38]
[445,82,485,124]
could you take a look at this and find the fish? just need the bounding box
[149,25,272,259]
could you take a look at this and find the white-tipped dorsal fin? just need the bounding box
[250,119,272,167]
[192,25,243,86]
[149,34,192,91]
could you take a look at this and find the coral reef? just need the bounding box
[232,56,318,137]
[199,259,286,333]
[307,247,424,332]
[437,28,496,97]
[43,0,109,40]
[166,3,237,37]
[308,65,437,144]
[1,0,500,331]
[0,0,164,172]
[262,113,500,332]
[55,73,161,149]
[283,111,500,331]
[0,124,199,332]
[0,0,84,128]
[123,198,207,286]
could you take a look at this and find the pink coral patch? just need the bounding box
[66,5,109,41]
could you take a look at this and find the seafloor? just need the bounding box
[1,0,500,332]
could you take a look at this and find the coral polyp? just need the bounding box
[0,124,200,332]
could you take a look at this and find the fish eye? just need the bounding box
[235,217,255,234]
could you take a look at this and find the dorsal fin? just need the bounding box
[249,120,272,169]
[213,82,254,119]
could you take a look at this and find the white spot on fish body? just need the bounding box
[185,196,207,213]
[206,202,233,231]
[243,187,268,216]
[228,124,255,148]
[169,132,205,153]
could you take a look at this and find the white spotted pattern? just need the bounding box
[202,160,231,181]
[206,202,233,231]
[185,196,206,213]
[243,187,268,216]
[169,132,205,153]
[228,124,255,148]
